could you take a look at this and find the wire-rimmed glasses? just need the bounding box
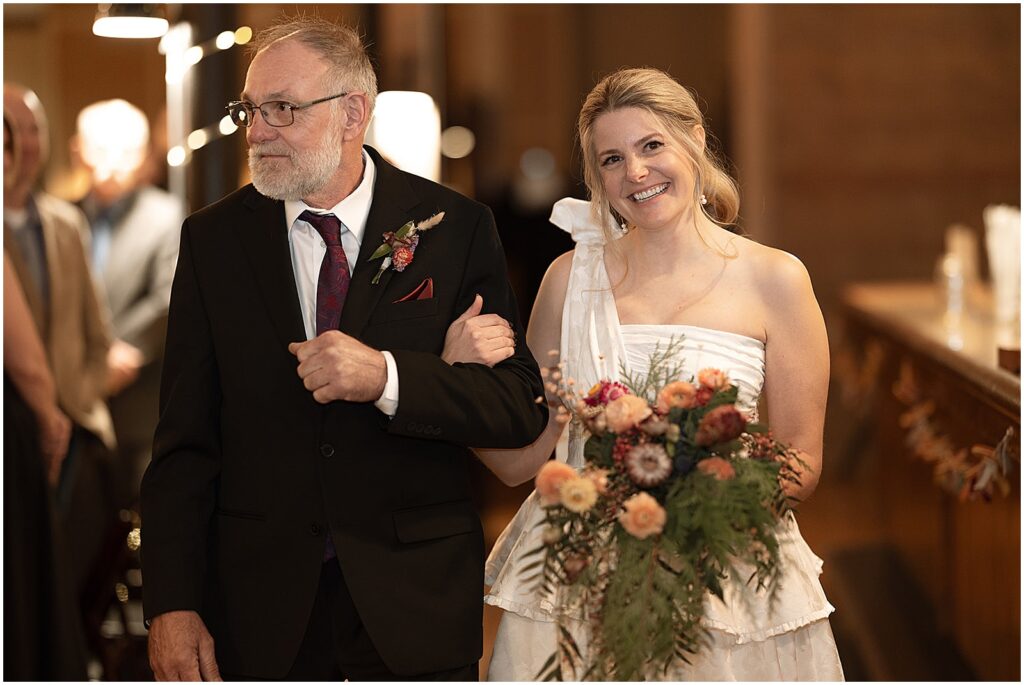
[225,91,349,128]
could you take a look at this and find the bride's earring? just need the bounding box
[700,194,708,206]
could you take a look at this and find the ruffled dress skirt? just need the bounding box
[484,491,845,681]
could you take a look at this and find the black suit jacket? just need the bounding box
[140,147,547,677]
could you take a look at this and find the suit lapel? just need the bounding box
[235,188,307,347]
[339,147,420,339]
[3,223,47,336]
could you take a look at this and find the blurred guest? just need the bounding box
[4,83,116,592]
[4,115,88,680]
[75,98,183,507]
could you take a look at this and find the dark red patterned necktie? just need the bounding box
[300,211,351,336]
[300,210,349,562]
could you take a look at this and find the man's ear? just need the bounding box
[341,93,370,142]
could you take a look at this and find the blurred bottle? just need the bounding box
[983,205,1020,373]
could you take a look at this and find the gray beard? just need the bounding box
[248,128,344,201]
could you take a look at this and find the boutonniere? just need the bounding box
[369,211,446,284]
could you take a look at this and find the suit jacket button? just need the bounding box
[320,444,335,458]
[310,523,321,536]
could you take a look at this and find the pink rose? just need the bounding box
[604,395,652,433]
[536,461,577,505]
[656,381,698,413]
[618,492,667,539]
[698,368,729,391]
[697,456,736,480]
[695,405,748,446]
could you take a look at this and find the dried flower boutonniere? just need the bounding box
[369,211,445,284]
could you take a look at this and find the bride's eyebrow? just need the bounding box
[598,132,662,157]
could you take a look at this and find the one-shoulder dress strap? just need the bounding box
[549,197,613,247]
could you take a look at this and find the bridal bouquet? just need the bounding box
[527,339,805,680]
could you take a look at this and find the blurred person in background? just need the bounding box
[3,82,117,595]
[74,98,183,509]
[3,114,88,681]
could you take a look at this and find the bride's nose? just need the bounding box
[625,155,648,183]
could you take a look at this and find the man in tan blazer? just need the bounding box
[4,83,115,590]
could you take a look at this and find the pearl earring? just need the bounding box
[700,194,708,206]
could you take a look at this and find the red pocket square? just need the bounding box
[393,277,433,303]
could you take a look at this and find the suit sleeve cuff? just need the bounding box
[374,351,399,417]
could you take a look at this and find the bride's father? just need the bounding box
[141,16,546,681]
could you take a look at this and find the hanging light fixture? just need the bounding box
[92,4,169,39]
[366,92,442,182]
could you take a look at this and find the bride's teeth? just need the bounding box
[632,184,668,202]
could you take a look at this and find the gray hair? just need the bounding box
[250,16,378,115]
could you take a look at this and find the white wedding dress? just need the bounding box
[484,198,845,681]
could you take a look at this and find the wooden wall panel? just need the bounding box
[731,4,1020,319]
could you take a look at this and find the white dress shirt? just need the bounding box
[284,151,400,416]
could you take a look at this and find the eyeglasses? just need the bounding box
[225,92,349,128]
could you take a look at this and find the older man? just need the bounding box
[141,17,546,681]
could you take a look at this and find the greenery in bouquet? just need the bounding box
[524,338,806,681]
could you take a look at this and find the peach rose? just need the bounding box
[584,467,610,495]
[618,492,667,539]
[656,381,698,414]
[559,476,598,513]
[536,461,577,505]
[697,456,736,480]
[605,395,653,433]
[698,368,729,390]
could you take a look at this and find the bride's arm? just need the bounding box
[441,252,574,486]
[760,251,830,504]
[474,252,573,485]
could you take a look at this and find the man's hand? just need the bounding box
[442,294,516,367]
[38,406,71,486]
[288,331,387,403]
[106,339,144,396]
[148,610,222,681]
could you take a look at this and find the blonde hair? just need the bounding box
[250,15,378,116]
[577,68,740,243]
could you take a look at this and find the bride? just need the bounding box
[449,67,844,680]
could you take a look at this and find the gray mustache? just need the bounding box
[249,147,292,159]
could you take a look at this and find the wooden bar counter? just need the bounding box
[836,281,1020,681]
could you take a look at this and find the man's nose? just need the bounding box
[246,111,277,144]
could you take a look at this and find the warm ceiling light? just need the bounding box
[92,4,169,39]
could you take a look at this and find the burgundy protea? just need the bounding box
[695,405,748,447]
[624,443,672,487]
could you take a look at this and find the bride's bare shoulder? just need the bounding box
[541,249,576,293]
[737,239,817,307]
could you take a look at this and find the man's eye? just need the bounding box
[272,102,292,113]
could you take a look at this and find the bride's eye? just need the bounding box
[600,154,621,167]
[644,140,664,151]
